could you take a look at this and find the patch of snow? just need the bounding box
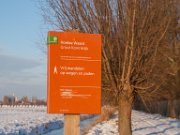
[87,110,180,135]
[1,106,180,135]
[0,106,95,135]
[0,106,63,135]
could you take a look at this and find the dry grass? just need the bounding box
[81,106,117,135]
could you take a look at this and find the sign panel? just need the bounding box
[47,32,101,114]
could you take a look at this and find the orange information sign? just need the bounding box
[47,32,101,114]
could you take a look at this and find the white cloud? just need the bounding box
[0,54,42,74]
[0,53,46,100]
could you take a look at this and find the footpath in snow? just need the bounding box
[87,110,180,135]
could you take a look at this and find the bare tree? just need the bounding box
[151,5,180,118]
[41,0,180,134]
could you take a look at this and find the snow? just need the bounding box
[0,106,63,135]
[44,116,98,135]
[87,110,180,135]
[0,106,180,135]
[0,106,92,135]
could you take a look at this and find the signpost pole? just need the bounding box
[64,114,80,135]
[64,30,80,135]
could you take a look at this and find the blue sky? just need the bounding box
[0,0,48,100]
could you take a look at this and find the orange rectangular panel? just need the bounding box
[47,32,102,114]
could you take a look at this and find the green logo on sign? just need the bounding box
[48,36,58,44]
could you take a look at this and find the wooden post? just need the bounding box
[64,114,80,135]
[64,29,80,135]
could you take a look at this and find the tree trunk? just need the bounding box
[118,95,133,135]
[118,81,134,135]
[167,99,176,118]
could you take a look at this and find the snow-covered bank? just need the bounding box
[44,116,98,135]
[87,110,180,135]
[0,106,63,135]
[0,106,93,135]
[1,106,180,135]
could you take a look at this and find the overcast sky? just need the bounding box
[0,0,48,100]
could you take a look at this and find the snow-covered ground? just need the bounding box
[87,110,180,135]
[0,106,93,135]
[0,106,180,135]
[0,106,63,135]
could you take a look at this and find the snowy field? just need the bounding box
[0,106,93,135]
[0,106,63,135]
[0,106,180,135]
[87,111,180,135]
